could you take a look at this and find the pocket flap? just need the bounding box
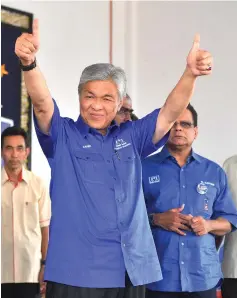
[73,149,104,162]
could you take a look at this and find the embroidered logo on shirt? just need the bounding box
[203,181,215,186]
[149,175,160,184]
[196,181,215,195]
[83,145,91,149]
[114,139,131,150]
[196,181,208,194]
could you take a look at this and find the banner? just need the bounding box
[1,5,33,168]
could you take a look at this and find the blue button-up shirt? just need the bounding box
[142,146,237,292]
[34,100,168,288]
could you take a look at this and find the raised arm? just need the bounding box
[153,34,213,144]
[15,19,54,134]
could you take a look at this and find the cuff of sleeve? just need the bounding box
[40,219,50,228]
[33,99,58,138]
[153,130,170,150]
[33,99,60,158]
[149,109,170,151]
[227,216,237,231]
[140,109,170,158]
[214,215,237,231]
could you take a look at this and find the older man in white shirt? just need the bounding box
[222,155,237,298]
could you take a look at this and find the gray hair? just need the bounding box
[78,63,127,100]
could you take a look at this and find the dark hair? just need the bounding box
[187,104,198,127]
[1,126,29,149]
[131,113,139,121]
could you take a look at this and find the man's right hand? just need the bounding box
[153,204,193,236]
[15,18,53,134]
[15,19,39,66]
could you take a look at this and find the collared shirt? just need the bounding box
[1,167,51,283]
[142,147,237,292]
[222,155,237,278]
[34,100,168,288]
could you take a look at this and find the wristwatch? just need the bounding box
[19,58,37,71]
[148,213,156,227]
[40,259,46,266]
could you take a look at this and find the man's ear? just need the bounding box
[194,127,199,139]
[26,147,30,158]
[118,97,124,111]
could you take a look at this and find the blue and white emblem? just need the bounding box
[196,181,208,195]
[149,175,160,184]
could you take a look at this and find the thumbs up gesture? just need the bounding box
[15,19,40,66]
[186,34,213,76]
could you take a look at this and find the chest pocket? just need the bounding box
[24,198,39,229]
[153,178,179,212]
[113,150,137,181]
[73,150,105,184]
[196,186,217,218]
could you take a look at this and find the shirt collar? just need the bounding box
[157,146,202,164]
[76,116,90,137]
[156,146,171,163]
[1,166,29,185]
[191,151,202,163]
[76,115,119,137]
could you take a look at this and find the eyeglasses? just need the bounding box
[172,121,195,129]
[117,107,134,117]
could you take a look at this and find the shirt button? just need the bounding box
[182,185,186,188]
[181,261,184,264]
[181,242,184,246]
[123,243,126,247]
[181,169,184,172]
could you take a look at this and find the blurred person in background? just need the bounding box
[222,155,237,298]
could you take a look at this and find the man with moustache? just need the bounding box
[115,93,139,124]
[142,105,237,298]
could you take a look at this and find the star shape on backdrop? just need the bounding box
[1,64,9,77]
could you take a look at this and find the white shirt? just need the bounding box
[1,167,51,283]
[222,155,237,278]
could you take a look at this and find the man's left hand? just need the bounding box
[38,266,46,295]
[186,34,213,76]
[190,216,211,236]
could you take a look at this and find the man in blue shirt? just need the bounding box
[15,19,213,298]
[143,104,237,298]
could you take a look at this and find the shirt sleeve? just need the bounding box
[223,157,237,207]
[39,182,51,228]
[33,99,62,160]
[132,109,170,158]
[211,167,237,230]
